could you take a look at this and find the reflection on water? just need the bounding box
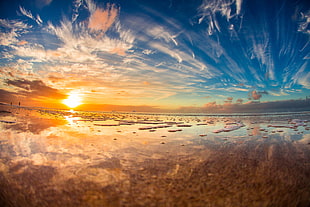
[0,105,309,207]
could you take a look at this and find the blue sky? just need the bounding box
[0,0,309,112]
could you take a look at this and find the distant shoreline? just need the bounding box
[1,102,309,118]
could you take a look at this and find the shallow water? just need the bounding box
[0,105,309,207]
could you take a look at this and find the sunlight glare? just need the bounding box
[63,93,82,108]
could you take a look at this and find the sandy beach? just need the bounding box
[0,104,309,207]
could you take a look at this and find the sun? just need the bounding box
[63,93,82,108]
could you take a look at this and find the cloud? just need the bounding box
[72,0,83,22]
[142,49,155,55]
[195,0,243,35]
[0,19,31,46]
[236,98,243,104]
[19,6,43,25]
[268,89,289,97]
[147,26,178,46]
[239,99,310,113]
[292,62,310,89]
[224,97,233,104]
[45,4,134,60]
[88,4,119,33]
[204,101,218,109]
[5,78,66,100]
[17,40,28,45]
[250,91,262,100]
[85,0,97,14]
[297,10,310,35]
[297,72,310,89]
[4,10,134,66]
[149,42,182,63]
[248,90,268,100]
[0,31,18,46]
[35,0,53,9]
[0,89,19,104]
[182,98,310,113]
[0,19,30,30]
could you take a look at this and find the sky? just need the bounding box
[0,0,309,113]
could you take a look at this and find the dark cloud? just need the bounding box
[0,89,19,104]
[6,79,66,100]
[178,98,310,113]
[238,99,310,113]
[224,97,234,104]
[248,90,268,100]
[236,98,243,104]
[0,79,66,106]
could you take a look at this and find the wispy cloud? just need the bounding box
[298,10,310,35]
[297,71,310,89]
[291,62,309,89]
[195,0,243,35]
[19,6,43,25]
[0,19,31,46]
[72,0,83,22]
[147,26,178,46]
[35,0,53,9]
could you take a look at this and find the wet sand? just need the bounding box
[0,105,309,206]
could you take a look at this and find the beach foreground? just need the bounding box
[0,105,309,207]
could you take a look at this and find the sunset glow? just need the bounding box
[63,93,82,109]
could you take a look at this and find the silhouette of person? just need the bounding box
[18,102,20,107]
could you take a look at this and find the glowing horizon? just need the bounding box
[62,92,83,109]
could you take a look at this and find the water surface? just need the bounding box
[0,105,309,206]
